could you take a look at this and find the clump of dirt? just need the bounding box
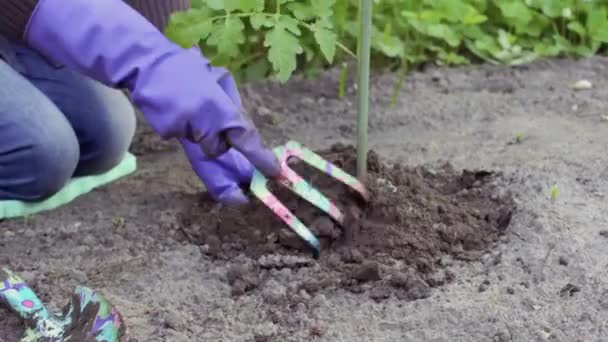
[0,308,23,341]
[175,143,515,301]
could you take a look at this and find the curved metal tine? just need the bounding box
[249,140,368,258]
[250,170,321,257]
[278,160,345,224]
[284,140,369,201]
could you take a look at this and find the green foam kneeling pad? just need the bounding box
[0,152,137,219]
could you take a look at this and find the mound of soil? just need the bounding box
[0,309,23,341]
[175,144,515,301]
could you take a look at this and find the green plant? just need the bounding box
[112,216,125,227]
[165,0,608,85]
[371,0,608,68]
[516,130,524,143]
[356,0,372,179]
[550,185,560,200]
[164,0,355,82]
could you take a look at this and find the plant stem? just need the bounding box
[390,62,407,108]
[356,0,372,179]
[338,62,348,98]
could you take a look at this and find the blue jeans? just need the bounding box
[0,38,136,201]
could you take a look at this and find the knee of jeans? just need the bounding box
[25,130,79,199]
[77,90,136,175]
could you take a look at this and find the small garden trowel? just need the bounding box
[250,140,369,258]
[0,268,125,342]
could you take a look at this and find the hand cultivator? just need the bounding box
[0,268,124,342]
[250,140,369,258]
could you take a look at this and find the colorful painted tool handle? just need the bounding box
[251,169,321,258]
[282,140,369,202]
[250,140,369,258]
[0,268,124,342]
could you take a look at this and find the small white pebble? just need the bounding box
[572,79,592,90]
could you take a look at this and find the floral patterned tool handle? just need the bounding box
[0,268,125,341]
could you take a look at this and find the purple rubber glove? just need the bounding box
[180,69,256,205]
[180,141,254,205]
[23,0,280,204]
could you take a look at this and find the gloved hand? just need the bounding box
[179,69,260,205]
[22,0,280,204]
[180,141,254,205]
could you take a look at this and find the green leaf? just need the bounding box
[567,21,586,38]
[234,0,265,12]
[523,13,550,37]
[497,1,533,25]
[410,20,461,47]
[462,12,487,25]
[433,45,469,65]
[209,52,232,67]
[506,51,538,65]
[264,22,303,82]
[573,44,594,57]
[587,7,608,43]
[497,29,513,49]
[333,0,348,32]
[587,7,605,31]
[312,0,334,18]
[190,0,206,8]
[207,0,225,10]
[210,0,265,12]
[401,10,418,20]
[533,40,561,57]
[279,15,302,35]
[442,52,470,65]
[250,13,272,29]
[207,17,246,58]
[538,0,562,17]
[469,34,502,61]
[591,28,608,43]
[553,34,576,53]
[496,1,549,37]
[286,2,316,21]
[313,21,337,62]
[419,10,443,22]
[374,36,404,58]
[165,8,214,47]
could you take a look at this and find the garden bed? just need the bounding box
[2,56,608,341]
[176,144,514,302]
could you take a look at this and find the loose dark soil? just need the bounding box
[0,313,22,341]
[175,143,515,301]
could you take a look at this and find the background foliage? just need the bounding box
[165,0,608,84]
